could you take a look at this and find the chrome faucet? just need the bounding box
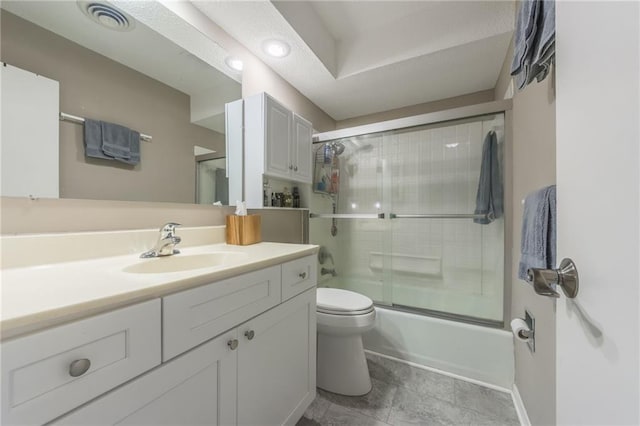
[321,267,337,277]
[140,222,182,258]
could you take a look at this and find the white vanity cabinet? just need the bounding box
[1,300,161,425]
[237,287,316,426]
[53,329,238,426]
[243,92,313,208]
[45,254,317,426]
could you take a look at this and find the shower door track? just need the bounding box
[313,99,512,142]
[375,302,505,329]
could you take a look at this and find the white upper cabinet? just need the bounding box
[264,97,293,179]
[291,113,313,182]
[243,92,313,207]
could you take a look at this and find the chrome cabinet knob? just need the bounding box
[244,330,255,340]
[227,339,239,350]
[69,358,91,377]
[294,166,298,171]
[298,272,307,279]
[289,164,293,170]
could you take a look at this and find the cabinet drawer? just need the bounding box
[1,299,161,425]
[282,255,317,301]
[52,329,238,426]
[163,265,281,360]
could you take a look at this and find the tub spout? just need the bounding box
[321,267,337,277]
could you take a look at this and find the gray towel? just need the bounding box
[518,185,556,280]
[101,121,131,160]
[474,131,503,224]
[117,130,140,165]
[510,0,540,76]
[84,118,113,160]
[511,0,556,90]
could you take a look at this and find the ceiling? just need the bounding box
[1,0,241,133]
[192,0,515,121]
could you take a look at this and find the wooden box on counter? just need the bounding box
[225,215,261,245]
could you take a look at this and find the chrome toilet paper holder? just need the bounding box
[527,258,579,299]
[523,310,535,353]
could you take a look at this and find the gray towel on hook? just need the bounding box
[84,118,113,160]
[101,121,131,160]
[474,131,503,224]
[518,185,556,280]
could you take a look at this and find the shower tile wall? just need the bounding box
[327,116,504,321]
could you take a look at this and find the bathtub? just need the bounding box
[363,306,514,389]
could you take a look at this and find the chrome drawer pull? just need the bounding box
[244,330,255,340]
[298,272,307,279]
[227,339,239,350]
[69,359,91,377]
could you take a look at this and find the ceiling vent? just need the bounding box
[78,2,135,32]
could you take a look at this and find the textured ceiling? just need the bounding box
[192,0,515,121]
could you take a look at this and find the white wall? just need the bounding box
[556,2,639,424]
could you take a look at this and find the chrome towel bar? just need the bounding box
[60,112,152,142]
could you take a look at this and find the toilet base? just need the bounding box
[316,332,372,396]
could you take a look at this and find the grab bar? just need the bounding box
[309,213,385,219]
[390,213,487,219]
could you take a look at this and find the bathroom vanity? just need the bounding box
[0,228,318,425]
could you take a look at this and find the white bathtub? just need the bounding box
[363,306,514,389]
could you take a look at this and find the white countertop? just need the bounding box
[1,242,318,340]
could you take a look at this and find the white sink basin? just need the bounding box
[123,252,245,274]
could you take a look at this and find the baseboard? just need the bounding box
[364,349,512,394]
[511,383,531,426]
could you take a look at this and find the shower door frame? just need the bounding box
[312,99,513,329]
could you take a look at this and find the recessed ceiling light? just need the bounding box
[225,56,243,72]
[262,39,290,58]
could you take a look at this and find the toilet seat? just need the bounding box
[317,288,374,316]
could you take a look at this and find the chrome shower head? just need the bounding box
[329,141,345,156]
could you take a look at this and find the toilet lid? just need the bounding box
[316,288,374,314]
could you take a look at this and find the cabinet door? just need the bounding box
[264,95,292,180]
[54,330,238,426]
[291,114,313,183]
[238,288,316,426]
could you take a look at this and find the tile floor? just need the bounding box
[297,352,520,426]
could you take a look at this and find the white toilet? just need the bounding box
[316,287,376,396]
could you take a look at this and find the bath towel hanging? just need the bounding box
[518,185,557,280]
[473,130,503,224]
[511,0,556,90]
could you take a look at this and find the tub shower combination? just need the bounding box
[310,107,514,388]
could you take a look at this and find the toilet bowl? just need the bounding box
[316,287,376,396]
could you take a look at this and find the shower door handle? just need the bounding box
[309,213,385,219]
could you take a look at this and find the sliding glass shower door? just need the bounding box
[310,113,505,325]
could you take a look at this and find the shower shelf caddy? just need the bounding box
[313,144,339,196]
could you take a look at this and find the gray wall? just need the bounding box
[1,12,225,204]
[502,39,557,425]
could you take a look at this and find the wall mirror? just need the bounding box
[0,1,241,205]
